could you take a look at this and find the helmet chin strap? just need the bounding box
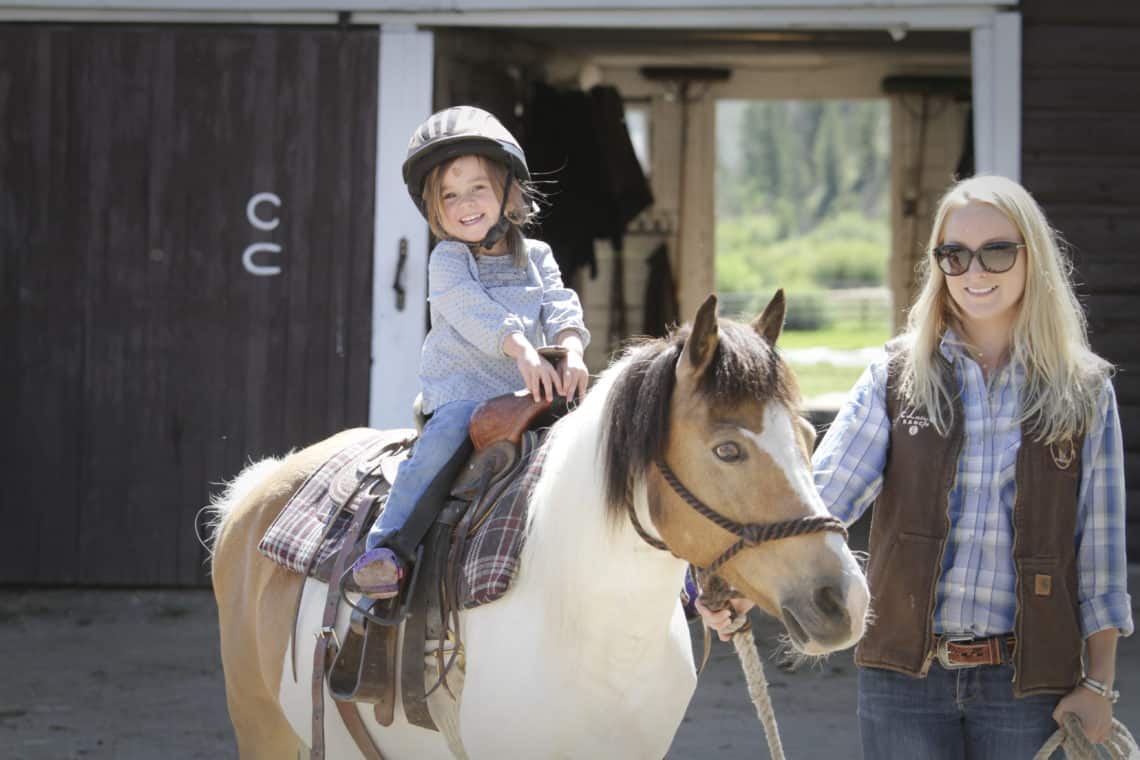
[477,169,515,251]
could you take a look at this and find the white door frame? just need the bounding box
[972,11,1021,180]
[371,24,433,428]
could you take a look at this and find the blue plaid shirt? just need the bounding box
[813,332,1133,639]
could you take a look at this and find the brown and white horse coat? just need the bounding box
[209,293,870,759]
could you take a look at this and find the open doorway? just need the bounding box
[373,21,997,425]
[716,98,892,407]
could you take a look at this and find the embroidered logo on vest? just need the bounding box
[899,412,931,437]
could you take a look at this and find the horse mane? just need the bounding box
[601,319,798,524]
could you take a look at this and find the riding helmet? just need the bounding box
[402,106,530,216]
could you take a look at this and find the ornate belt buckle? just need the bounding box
[936,634,975,669]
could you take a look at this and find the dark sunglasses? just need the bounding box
[932,241,1025,276]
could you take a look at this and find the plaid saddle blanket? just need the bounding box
[257,428,544,610]
[256,428,410,575]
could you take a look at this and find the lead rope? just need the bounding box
[1034,713,1139,760]
[701,574,786,760]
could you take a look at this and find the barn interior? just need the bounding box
[426,25,973,373]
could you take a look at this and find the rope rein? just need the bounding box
[700,574,787,760]
[1034,713,1139,760]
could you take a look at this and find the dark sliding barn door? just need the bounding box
[0,25,378,586]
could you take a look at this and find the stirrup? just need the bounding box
[340,544,425,627]
[352,547,407,599]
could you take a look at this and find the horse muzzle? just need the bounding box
[779,574,868,655]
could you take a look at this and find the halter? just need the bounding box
[625,458,848,580]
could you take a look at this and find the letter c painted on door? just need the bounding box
[243,242,282,276]
[247,192,281,231]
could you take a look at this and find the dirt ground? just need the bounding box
[3,570,1139,760]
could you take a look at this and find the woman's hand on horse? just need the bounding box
[557,350,589,402]
[695,598,756,642]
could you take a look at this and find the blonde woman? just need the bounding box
[702,175,1131,758]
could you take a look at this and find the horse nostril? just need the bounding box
[814,584,844,618]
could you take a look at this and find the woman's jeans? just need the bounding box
[365,399,479,553]
[858,663,1062,759]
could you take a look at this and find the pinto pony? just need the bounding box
[209,293,870,759]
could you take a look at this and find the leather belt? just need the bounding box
[935,634,1017,669]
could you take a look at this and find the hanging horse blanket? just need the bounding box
[256,428,544,610]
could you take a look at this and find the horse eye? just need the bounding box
[714,442,742,462]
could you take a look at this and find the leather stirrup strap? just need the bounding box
[291,435,413,682]
[312,485,387,760]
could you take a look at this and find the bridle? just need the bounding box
[626,451,849,760]
[625,457,848,580]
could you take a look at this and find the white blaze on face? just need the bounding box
[740,403,870,647]
[739,404,830,518]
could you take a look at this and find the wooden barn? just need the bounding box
[1,0,1136,587]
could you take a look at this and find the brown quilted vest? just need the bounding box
[854,355,1084,696]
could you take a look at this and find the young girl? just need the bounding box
[702,175,1131,757]
[352,106,590,599]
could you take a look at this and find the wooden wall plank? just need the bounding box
[1023,27,1140,70]
[345,32,379,427]
[151,27,209,586]
[1119,404,1140,452]
[1023,113,1140,157]
[1085,295,1140,332]
[77,31,166,585]
[1072,259,1140,292]
[1086,332,1140,367]
[0,27,85,584]
[1046,207,1140,250]
[1129,489,1140,560]
[1126,453,1140,486]
[1021,162,1140,207]
[322,30,377,435]
[1024,72,1140,112]
[1024,0,1140,26]
[1111,380,1140,409]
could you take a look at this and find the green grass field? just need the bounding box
[779,325,889,351]
[780,323,889,403]
[718,288,891,403]
[785,361,866,402]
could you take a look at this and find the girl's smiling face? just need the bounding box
[940,201,1028,340]
[438,155,501,246]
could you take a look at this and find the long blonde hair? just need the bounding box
[422,155,536,267]
[900,175,1111,446]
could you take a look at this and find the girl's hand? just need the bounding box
[557,351,589,402]
[517,347,560,402]
[503,333,559,402]
[1053,686,1114,744]
[695,598,756,642]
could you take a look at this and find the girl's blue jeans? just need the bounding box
[858,662,1062,759]
[365,399,479,552]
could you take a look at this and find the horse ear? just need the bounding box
[752,289,786,347]
[679,293,720,383]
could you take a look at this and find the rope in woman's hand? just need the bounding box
[700,575,786,760]
[1034,712,1139,759]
